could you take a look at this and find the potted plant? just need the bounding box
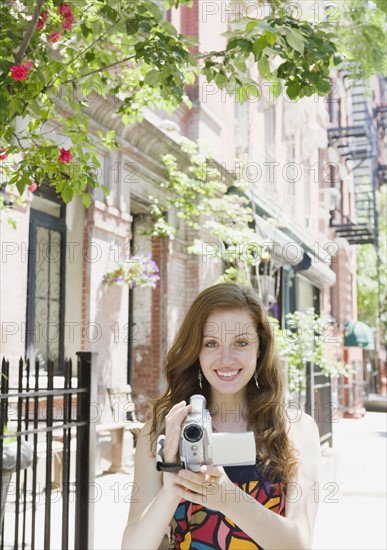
[102,254,160,289]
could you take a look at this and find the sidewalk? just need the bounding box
[313,411,387,550]
[95,411,387,550]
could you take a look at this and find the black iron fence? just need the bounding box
[0,352,98,550]
[305,361,333,447]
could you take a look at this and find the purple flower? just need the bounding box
[103,254,160,289]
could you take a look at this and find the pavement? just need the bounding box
[313,411,387,550]
[93,411,387,550]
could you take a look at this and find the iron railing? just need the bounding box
[0,352,98,550]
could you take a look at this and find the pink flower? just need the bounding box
[62,14,74,30]
[48,31,61,43]
[58,3,72,17]
[0,149,8,160]
[58,148,73,163]
[25,60,33,69]
[28,182,38,193]
[37,10,48,30]
[10,64,29,81]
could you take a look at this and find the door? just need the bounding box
[26,209,66,373]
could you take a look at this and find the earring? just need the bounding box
[198,368,203,390]
[254,370,260,389]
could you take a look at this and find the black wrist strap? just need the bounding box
[156,461,184,472]
[156,434,184,472]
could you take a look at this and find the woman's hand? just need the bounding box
[161,400,192,497]
[163,400,191,463]
[173,465,243,514]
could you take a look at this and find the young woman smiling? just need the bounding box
[122,283,321,550]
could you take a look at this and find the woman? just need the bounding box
[122,283,321,549]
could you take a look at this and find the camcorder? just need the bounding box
[179,394,256,472]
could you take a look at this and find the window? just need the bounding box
[26,190,66,373]
[295,276,320,314]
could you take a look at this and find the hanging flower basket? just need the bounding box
[102,254,160,289]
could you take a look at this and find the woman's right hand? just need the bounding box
[163,400,191,463]
[161,400,191,494]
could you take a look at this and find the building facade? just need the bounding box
[1,1,385,423]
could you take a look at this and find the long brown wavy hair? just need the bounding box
[150,282,299,488]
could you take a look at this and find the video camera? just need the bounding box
[179,395,256,472]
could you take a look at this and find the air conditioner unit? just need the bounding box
[319,188,341,211]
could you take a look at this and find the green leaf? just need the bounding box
[286,84,300,100]
[285,29,305,54]
[246,20,258,33]
[214,72,228,87]
[80,23,92,38]
[256,22,277,34]
[82,193,92,207]
[144,69,161,86]
[270,80,282,99]
[161,21,178,36]
[146,1,163,19]
[308,71,320,85]
[126,18,139,34]
[234,58,247,72]
[62,187,74,203]
[317,79,331,95]
[236,39,252,52]
[16,180,26,196]
[265,31,277,46]
[106,130,115,140]
[245,83,260,99]
[253,36,268,59]
[28,100,42,117]
[0,60,13,73]
[101,4,119,22]
[257,56,271,79]
[226,38,240,52]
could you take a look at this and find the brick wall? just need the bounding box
[331,247,356,328]
[81,201,132,420]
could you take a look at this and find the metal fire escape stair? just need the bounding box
[327,83,376,245]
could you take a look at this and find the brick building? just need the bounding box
[1,2,385,423]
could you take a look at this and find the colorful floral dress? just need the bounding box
[168,462,286,550]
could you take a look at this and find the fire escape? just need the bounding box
[376,104,387,187]
[327,83,377,245]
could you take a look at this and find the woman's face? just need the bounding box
[199,308,259,397]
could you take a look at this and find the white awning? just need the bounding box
[255,216,304,266]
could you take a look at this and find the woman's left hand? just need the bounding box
[173,465,241,514]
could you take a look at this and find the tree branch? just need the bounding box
[64,22,119,69]
[7,52,137,126]
[15,0,47,64]
[52,54,136,87]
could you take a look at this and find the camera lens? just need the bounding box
[183,424,203,443]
